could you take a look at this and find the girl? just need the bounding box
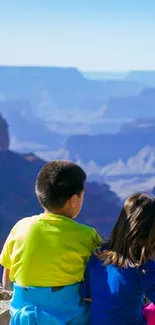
[80,193,155,325]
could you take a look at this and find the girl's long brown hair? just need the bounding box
[98,193,155,267]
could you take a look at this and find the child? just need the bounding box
[0,160,102,325]
[80,193,155,325]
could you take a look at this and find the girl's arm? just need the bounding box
[2,268,10,290]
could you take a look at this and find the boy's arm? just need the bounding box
[89,228,103,252]
[80,262,91,300]
[2,268,10,290]
[0,223,17,281]
[0,235,12,271]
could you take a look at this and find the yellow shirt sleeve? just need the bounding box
[88,228,103,253]
[0,223,17,269]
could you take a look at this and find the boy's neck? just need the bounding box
[44,209,73,219]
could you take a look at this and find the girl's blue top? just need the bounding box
[80,246,155,325]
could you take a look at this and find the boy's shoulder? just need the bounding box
[10,215,40,237]
[14,215,39,226]
[14,216,96,235]
[73,220,97,235]
[73,221,103,246]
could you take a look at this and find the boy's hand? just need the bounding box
[83,298,92,303]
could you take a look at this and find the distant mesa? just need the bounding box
[66,117,155,166]
[0,66,144,114]
[104,87,155,119]
[126,71,155,87]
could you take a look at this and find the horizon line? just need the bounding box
[0,65,155,73]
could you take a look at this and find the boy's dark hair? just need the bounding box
[97,193,155,267]
[35,160,86,210]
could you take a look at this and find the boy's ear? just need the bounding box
[69,194,78,208]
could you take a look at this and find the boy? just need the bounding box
[0,160,102,325]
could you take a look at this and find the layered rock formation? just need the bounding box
[0,114,9,151]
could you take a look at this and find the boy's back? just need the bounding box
[0,212,99,286]
[0,160,102,325]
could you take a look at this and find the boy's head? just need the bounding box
[35,160,86,218]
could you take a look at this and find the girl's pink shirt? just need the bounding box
[143,303,155,325]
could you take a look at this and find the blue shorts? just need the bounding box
[10,283,90,325]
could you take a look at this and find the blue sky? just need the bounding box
[0,0,155,70]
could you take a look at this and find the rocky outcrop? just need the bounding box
[0,288,12,301]
[0,114,9,151]
[0,150,41,248]
[0,287,12,325]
